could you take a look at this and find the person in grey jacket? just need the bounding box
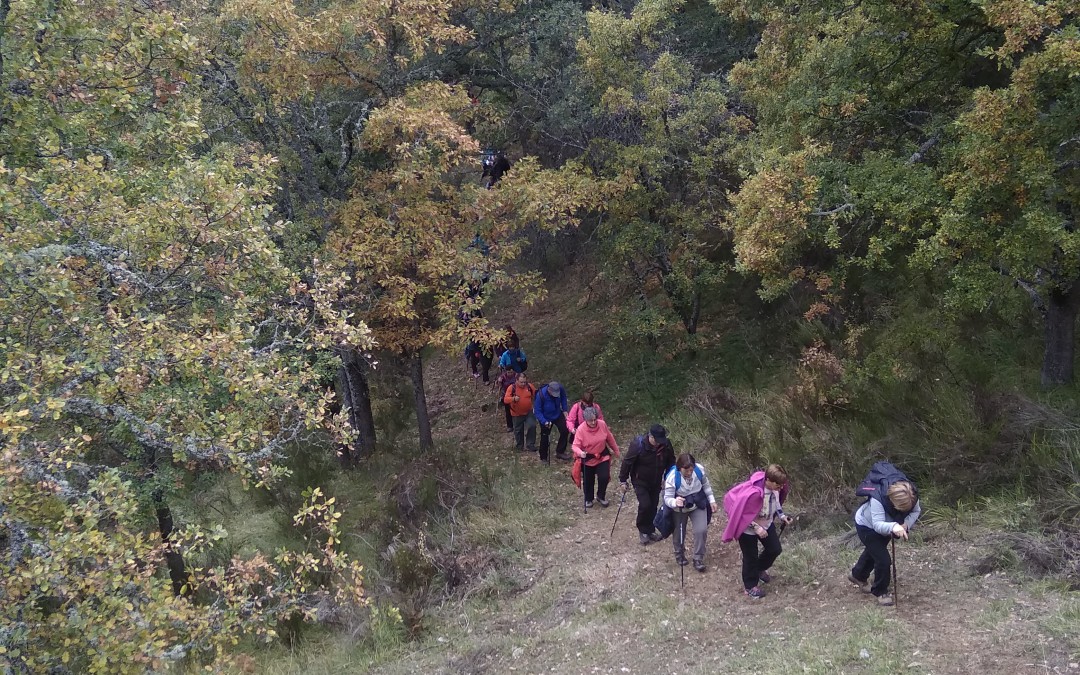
[662,453,718,572]
[849,481,921,606]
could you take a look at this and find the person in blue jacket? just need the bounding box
[533,381,569,464]
[498,345,527,373]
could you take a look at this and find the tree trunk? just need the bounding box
[338,349,377,461]
[409,350,434,450]
[1041,278,1080,386]
[153,492,190,597]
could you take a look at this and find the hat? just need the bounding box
[547,381,562,397]
[649,424,668,444]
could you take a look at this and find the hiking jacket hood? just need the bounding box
[533,385,568,425]
[721,471,789,542]
[618,434,675,486]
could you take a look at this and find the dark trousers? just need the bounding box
[539,414,569,461]
[502,401,513,430]
[852,525,893,596]
[582,461,611,503]
[633,481,661,534]
[737,523,782,590]
[469,353,492,382]
[512,413,536,451]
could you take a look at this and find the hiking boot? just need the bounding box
[505,427,513,433]
[877,594,894,607]
[639,533,651,545]
[555,452,572,462]
[847,573,871,593]
[527,446,538,453]
[598,498,610,507]
[693,559,706,573]
[758,571,772,584]
[648,532,663,542]
[745,586,766,599]
[675,554,689,566]
[584,501,593,508]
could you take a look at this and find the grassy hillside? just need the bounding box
[225,271,1079,674]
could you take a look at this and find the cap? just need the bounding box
[649,424,668,444]
[547,381,562,397]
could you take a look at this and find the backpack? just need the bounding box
[507,347,527,372]
[856,461,917,521]
[665,461,703,491]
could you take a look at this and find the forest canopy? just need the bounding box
[1,0,1077,670]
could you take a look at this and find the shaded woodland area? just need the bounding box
[1,0,1077,671]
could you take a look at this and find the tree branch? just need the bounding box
[908,135,939,164]
[994,264,1047,315]
[810,203,855,216]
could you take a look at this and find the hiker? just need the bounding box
[662,453,718,572]
[465,340,493,383]
[566,391,604,436]
[481,150,511,188]
[721,464,792,599]
[849,464,921,607]
[494,325,519,363]
[495,367,517,432]
[571,407,620,508]
[498,343,528,374]
[618,424,676,545]
[534,381,571,462]
[502,372,537,452]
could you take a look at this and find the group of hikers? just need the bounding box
[465,325,922,606]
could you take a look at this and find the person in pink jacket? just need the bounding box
[571,407,620,508]
[722,464,792,599]
[566,390,603,435]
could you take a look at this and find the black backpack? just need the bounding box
[507,347,527,372]
[855,461,917,521]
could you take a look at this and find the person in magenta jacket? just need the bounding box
[571,407,620,508]
[566,390,603,435]
[722,464,792,598]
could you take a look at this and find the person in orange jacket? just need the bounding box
[503,372,538,452]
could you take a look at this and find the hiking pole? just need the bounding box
[891,537,899,608]
[610,484,629,537]
[679,514,687,588]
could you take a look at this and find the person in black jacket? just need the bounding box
[618,424,677,545]
[481,150,511,188]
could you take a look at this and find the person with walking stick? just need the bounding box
[662,453,717,574]
[571,407,620,510]
[848,462,921,607]
[618,424,676,546]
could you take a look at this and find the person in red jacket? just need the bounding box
[571,407,620,508]
[503,372,537,452]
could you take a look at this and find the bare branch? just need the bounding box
[908,135,939,164]
[810,203,855,217]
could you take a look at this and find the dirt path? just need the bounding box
[373,361,1077,675]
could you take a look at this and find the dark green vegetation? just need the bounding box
[1,0,1077,671]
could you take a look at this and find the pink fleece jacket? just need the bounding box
[721,471,789,542]
[571,419,620,467]
[566,402,604,434]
